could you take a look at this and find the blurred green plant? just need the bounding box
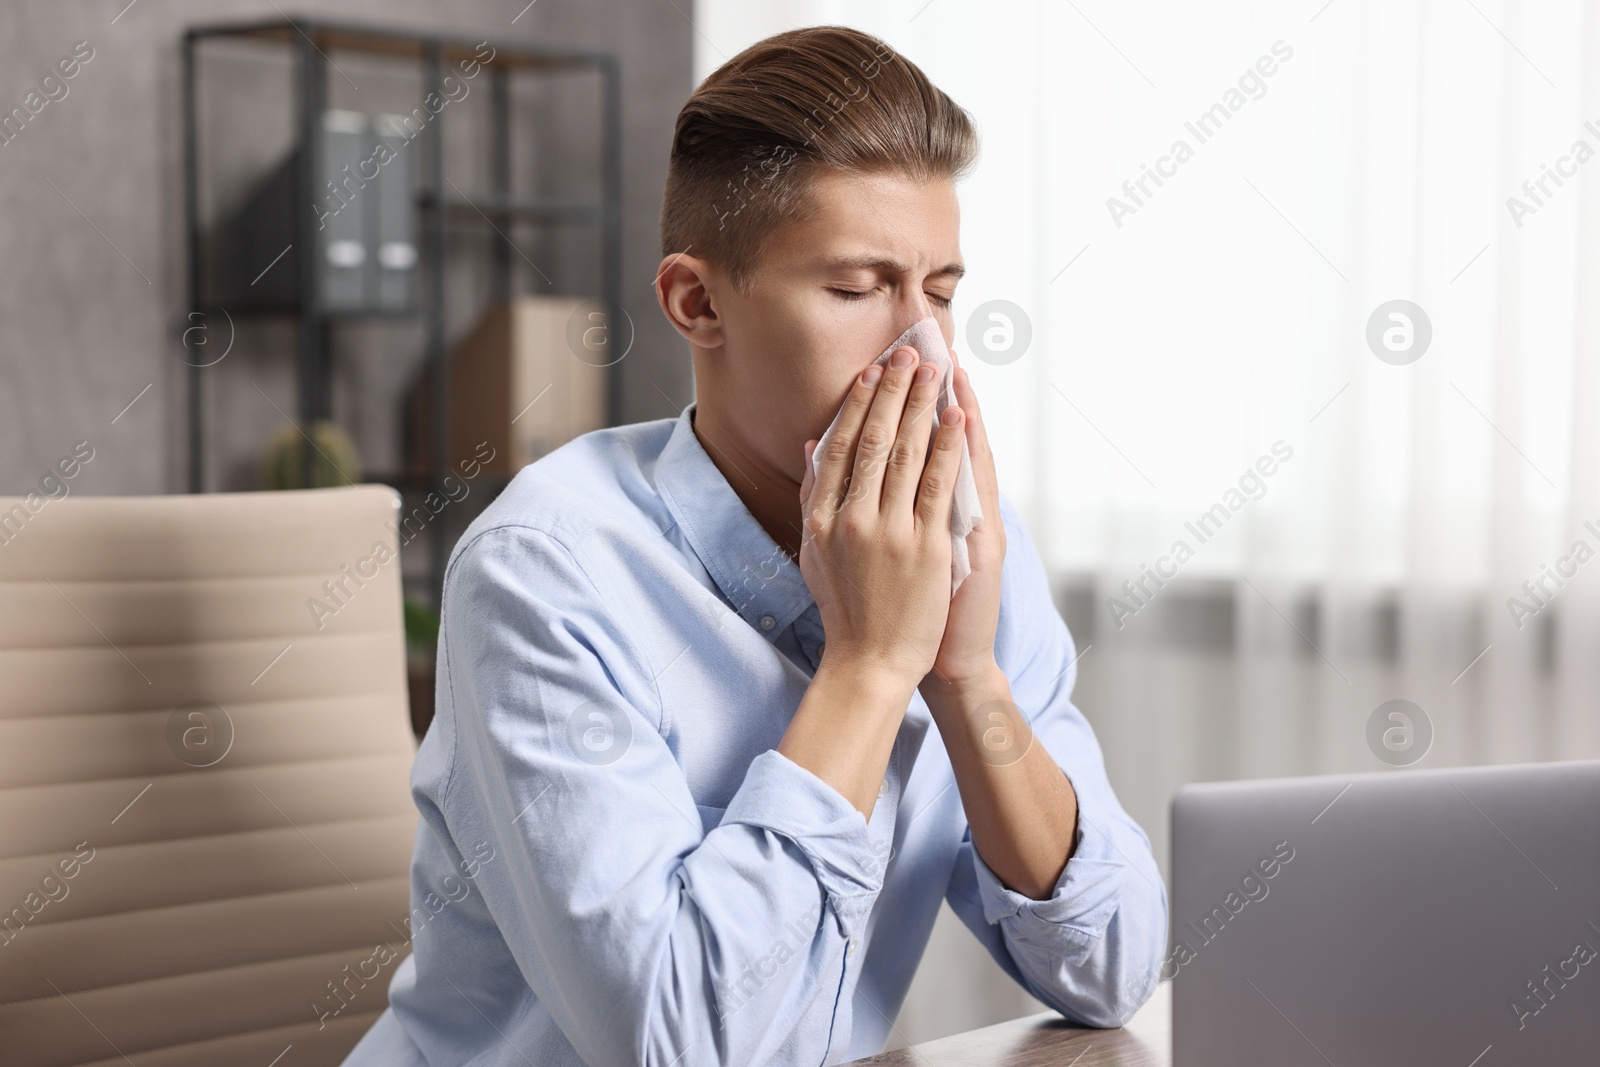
[404,595,440,660]
[259,420,362,489]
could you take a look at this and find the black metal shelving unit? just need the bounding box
[180,15,622,605]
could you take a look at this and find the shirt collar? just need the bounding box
[656,402,816,637]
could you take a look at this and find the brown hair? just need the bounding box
[660,26,979,294]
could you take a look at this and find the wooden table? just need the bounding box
[846,980,1169,1066]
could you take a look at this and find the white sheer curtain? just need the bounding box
[693,0,1600,1047]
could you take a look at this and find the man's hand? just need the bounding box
[778,344,966,819]
[797,344,967,692]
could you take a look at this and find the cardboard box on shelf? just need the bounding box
[407,296,611,481]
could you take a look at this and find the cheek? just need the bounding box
[748,304,852,390]
[733,287,920,430]
[806,329,877,403]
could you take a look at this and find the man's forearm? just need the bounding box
[778,658,914,819]
[922,664,1079,900]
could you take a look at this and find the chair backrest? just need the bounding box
[0,485,418,1067]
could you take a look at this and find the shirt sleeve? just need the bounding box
[427,524,882,1067]
[942,494,1169,1028]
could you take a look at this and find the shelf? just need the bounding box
[183,13,622,607]
[185,15,613,74]
[416,190,607,225]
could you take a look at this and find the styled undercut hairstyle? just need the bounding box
[660,25,980,295]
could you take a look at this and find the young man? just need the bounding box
[344,24,1165,1067]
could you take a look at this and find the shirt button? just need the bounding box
[878,777,889,798]
[759,614,776,631]
[848,937,858,956]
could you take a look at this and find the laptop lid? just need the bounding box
[1170,759,1600,1065]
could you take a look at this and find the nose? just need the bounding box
[905,288,936,323]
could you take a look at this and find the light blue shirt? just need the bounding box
[343,402,1167,1067]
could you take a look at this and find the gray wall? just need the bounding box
[0,0,693,506]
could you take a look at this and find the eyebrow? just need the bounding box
[820,254,966,280]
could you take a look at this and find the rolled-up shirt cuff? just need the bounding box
[971,787,1126,961]
[721,748,885,932]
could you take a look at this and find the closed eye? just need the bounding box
[829,287,954,308]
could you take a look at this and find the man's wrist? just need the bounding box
[919,657,1009,716]
[785,656,918,817]
[814,654,919,712]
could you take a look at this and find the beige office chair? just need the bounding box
[0,486,419,1066]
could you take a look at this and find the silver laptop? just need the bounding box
[1170,759,1600,1065]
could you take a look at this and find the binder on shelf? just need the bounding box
[372,114,419,311]
[319,109,368,311]
[221,109,417,313]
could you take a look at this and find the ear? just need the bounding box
[655,252,726,350]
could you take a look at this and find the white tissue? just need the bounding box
[810,315,984,597]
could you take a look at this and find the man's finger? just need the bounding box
[916,405,965,532]
[813,365,882,513]
[848,347,918,512]
[880,361,940,519]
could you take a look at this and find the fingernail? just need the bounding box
[914,363,936,383]
[862,365,883,385]
[942,406,962,425]
[890,347,916,369]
